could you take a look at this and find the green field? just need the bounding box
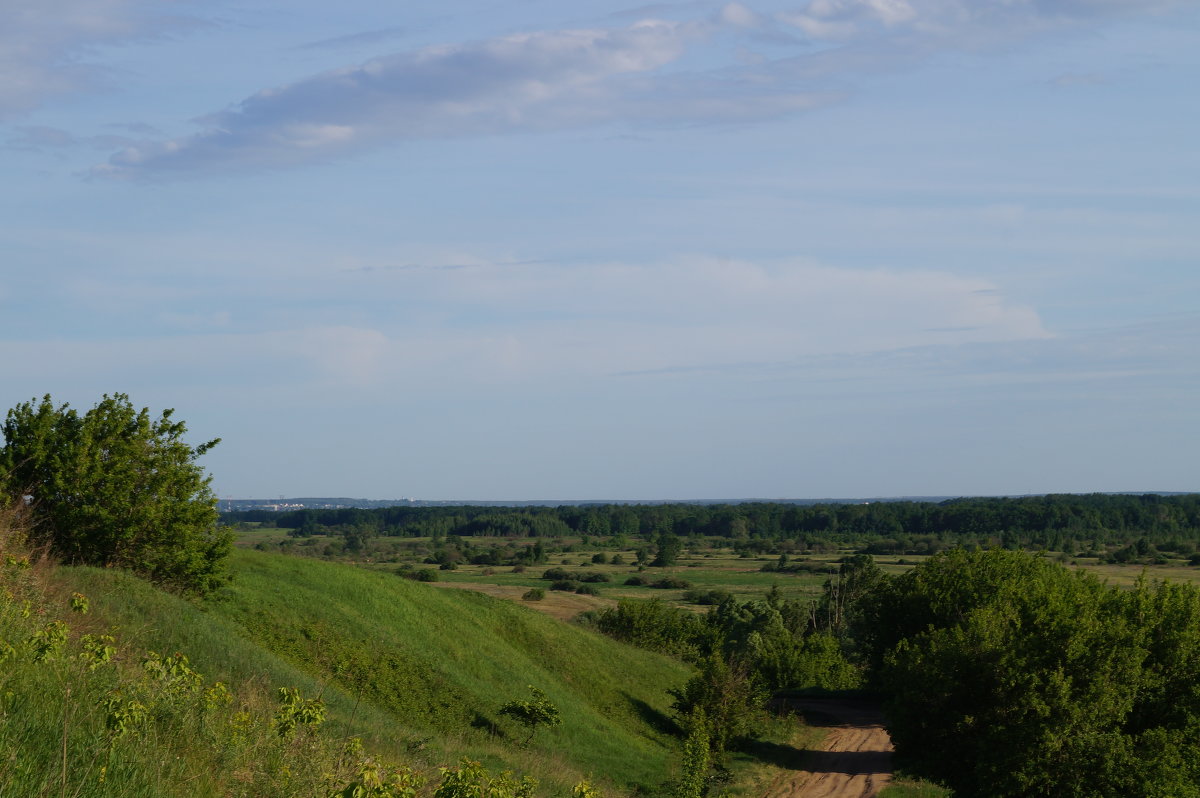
[6,530,849,797]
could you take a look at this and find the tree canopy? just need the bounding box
[0,394,231,594]
[857,549,1200,797]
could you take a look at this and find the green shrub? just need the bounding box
[0,394,230,594]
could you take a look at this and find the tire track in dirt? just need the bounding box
[763,698,893,798]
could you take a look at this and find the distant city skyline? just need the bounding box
[3,1,1198,499]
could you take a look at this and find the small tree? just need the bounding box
[498,686,561,746]
[652,533,682,567]
[669,654,766,756]
[675,708,712,798]
[0,394,231,594]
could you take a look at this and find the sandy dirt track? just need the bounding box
[762,698,893,798]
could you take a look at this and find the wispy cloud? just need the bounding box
[95,19,688,176]
[295,26,408,52]
[0,255,1052,387]
[90,0,1191,178]
[4,124,133,152]
[94,13,833,178]
[779,0,1185,45]
[0,0,212,120]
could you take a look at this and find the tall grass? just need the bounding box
[4,509,691,798]
[1,506,420,798]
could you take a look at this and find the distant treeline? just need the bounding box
[224,493,1200,551]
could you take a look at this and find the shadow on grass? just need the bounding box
[470,711,505,738]
[622,693,682,737]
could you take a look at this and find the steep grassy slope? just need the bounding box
[65,548,693,793]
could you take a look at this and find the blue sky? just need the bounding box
[3,0,1198,500]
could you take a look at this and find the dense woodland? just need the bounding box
[226,494,1200,561]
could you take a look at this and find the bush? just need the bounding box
[650,577,692,590]
[550,580,579,592]
[542,567,575,581]
[594,599,715,659]
[575,584,600,596]
[0,394,230,595]
[591,553,608,564]
[624,576,649,586]
[682,589,732,605]
[498,687,561,746]
[522,588,545,601]
[580,572,610,583]
[862,549,1200,797]
[397,567,438,582]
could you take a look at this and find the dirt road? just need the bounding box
[762,698,894,798]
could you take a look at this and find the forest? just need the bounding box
[226,493,1200,562]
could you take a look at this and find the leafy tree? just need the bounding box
[498,686,561,746]
[669,653,766,756]
[652,533,682,567]
[814,554,884,638]
[0,394,230,594]
[675,708,712,798]
[859,549,1200,797]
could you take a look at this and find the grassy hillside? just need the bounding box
[12,543,692,796]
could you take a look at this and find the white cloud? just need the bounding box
[403,257,1049,374]
[719,3,764,27]
[0,0,210,120]
[780,0,1187,45]
[84,0,1194,177]
[0,257,1050,392]
[97,20,714,177]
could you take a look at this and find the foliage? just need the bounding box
[433,759,537,798]
[333,760,423,798]
[675,708,712,798]
[274,686,326,738]
[397,566,438,582]
[652,533,683,567]
[668,654,767,756]
[245,493,1200,557]
[594,599,716,661]
[813,554,884,638]
[0,524,381,798]
[521,587,545,601]
[498,686,562,746]
[861,549,1200,797]
[1,393,230,594]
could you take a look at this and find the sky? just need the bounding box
[2,0,1198,500]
